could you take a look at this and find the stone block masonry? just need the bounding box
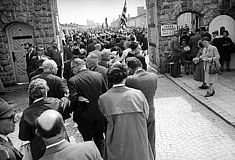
[0,0,60,85]
[146,0,223,73]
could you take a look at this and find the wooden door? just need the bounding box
[7,23,34,83]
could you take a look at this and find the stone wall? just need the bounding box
[146,0,224,73]
[0,0,59,86]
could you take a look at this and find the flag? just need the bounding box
[120,0,127,28]
[105,17,108,28]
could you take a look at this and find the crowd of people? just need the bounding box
[169,26,235,97]
[1,25,234,159]
[0,27,158,160]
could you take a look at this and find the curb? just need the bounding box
[165,73,235,128]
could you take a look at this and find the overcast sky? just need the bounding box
[57,0,146,25]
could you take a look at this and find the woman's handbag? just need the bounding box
[209,60,220,74]
[19,142,32,160]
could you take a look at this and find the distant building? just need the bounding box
[87,19,95,27]
[127,13,147,28]
[60,23,87,34]
[111,15,121,28]
[137,6,145,16]
[111,6,147,28]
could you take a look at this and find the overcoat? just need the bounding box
[99,86,154,160]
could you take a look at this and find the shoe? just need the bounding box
[199,85,209,89]
[205,92,214,97]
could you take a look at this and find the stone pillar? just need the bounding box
[146,0,160,71]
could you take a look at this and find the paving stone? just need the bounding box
[155,76,235,160]
[6,75,235,160]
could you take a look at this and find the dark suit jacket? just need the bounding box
[26,49,37,74]
[39,140,102,160]
[32,72,68,99]
[19,97,70,160]
[29,68,43,80]
[126,52,147,70]
[0,137,22,160]
[188,34,201,57]
[68,69,107,122]
[63,59,74,81]
[87,42,96,53]
[46,47,62,66]
[30,56,41,74]
[91,65,108,86]
[170,36,182,57]
[212,37,223,56]
[125,69,158,122]
[63,46,73,62]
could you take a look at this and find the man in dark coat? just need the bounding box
[170,31,183,78]
[31,59,68,104]
[30,46,48,76]
[25,43,37,80]
[0,98,23,160]
[19,78,70,160]
[68,58,107,156]
[220,30,233,71]
[125,57,158,159]
[63,48,81,81]
[188,29,201,58]
[87,37,98,53]
[127,41,147,70]
[29,57,48,80]
[212,30,223,70]
[63,38,74,62]
[46,41,62,77]
[86,53,108,87]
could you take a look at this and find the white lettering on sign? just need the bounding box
[161,24,178,37]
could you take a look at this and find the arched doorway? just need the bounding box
[177,12,202,33]
[209,15,235,69]
[6,22,34,83]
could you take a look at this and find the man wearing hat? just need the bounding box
[0,98,23,160]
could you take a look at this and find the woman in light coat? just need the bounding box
[200,37,220,97]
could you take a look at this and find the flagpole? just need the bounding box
[120,0,127,29]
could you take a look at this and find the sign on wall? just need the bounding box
[161,24,178,36]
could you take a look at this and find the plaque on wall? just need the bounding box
[161,24,178,37]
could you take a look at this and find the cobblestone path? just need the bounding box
[6,75,235,160]
[155,75,235,160]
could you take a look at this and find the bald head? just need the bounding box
[86,53,98,69]
[42,59,58,74]
[36,110,64,139]
[94,43,101,51]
